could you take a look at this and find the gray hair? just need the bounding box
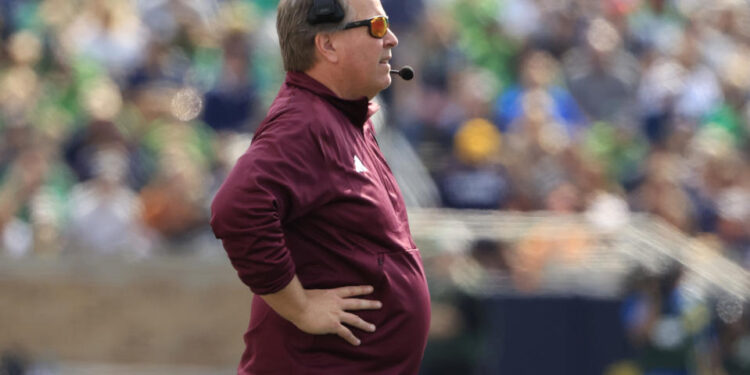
[276,0,351,72]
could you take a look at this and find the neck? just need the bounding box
[305,64,369,101]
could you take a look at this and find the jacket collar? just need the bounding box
[285,71,380,128]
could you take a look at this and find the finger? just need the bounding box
[340,312,376,332]
[336,324,361,346]
[341,298,382,310]
[336,285,374,298]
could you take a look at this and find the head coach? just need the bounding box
[209,0,431,373]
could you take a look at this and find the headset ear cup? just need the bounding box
[307,0,345,25]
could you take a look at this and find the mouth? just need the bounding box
[379,57,391,66]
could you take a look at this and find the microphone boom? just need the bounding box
[390,66,415,81]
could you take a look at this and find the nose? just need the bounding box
[384,27,398,48]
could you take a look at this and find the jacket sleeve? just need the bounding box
[209,117,330,295]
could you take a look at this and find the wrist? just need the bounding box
[286,293,311,327]
[258,275,310,326]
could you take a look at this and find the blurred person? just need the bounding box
[421,239,502,374]
[126,81,213,189]
[500,88,579,210]
[626,0,684,56]
[530,4,581,59]
[63,119,128,183]
[563,17,640,122]
[407,8,463,93]
[209,0,430,374]
[139,122,213,248]
[0,122,32,172]
[451,0,517,87]
[419,297,481,375]
[682,129,744,235]
[714,187,750,267]
[135,0,192,45]
[671,26,723,122]
[698,1,750,74]
[125,39,189,91]
[568,145,623,205]
[703,47,750,145]
[60,73,155,190]
[0,31,42,123]
[64,145,154,258]
[202,29,260,133]
[496,0,542,44]
[507,88,573,159]
[636,53,688,145]
[0,136,51,256]
[621,265,712,375]
[392,55,466,172]
[397,65,493,171]
[629,150,695,233]
[420,282,484,375]
[640,29,742,147]
[0,127,73,257]
[386,8,467,172]
[450,67,499,128]
[493,49,585,133]
[61,0,147,80]
[437,118,511,209]
[581,120,649,191]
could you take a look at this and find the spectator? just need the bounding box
[563,17,640,122]
[621,265,711,375]
[202,29,260,133]
[493,49,585,133]
[437,118,510,209]
[64,145,154,258]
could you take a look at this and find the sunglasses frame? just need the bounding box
[342,16,390,39]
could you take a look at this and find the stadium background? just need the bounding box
[0,0,748,374]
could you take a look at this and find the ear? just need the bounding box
[314,32,339,64]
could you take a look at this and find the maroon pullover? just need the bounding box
[210,72,430,374]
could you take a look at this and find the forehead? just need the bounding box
[346,0,386,19]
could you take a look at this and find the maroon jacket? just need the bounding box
[210,72,430,375]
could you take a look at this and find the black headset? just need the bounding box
[307,0,345,25]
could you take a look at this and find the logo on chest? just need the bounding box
[353,155,369,173]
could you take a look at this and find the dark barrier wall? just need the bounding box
[421,295,630,375]
[484,297,629,375]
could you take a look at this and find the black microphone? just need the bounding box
[390,66,414,81]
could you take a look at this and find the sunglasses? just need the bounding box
[343,16,390,39]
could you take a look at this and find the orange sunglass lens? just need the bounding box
[370,17,388,38]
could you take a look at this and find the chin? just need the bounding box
[383,74,392,87]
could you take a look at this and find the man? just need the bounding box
[209,0,431,373]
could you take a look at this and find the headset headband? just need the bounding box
[307,0,345,24]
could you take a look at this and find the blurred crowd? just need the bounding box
[0,0,749,374]
[385,0,749,268]
[0,0,747,260]
[0,0,276,258]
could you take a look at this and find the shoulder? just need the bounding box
[256,86,333,142]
